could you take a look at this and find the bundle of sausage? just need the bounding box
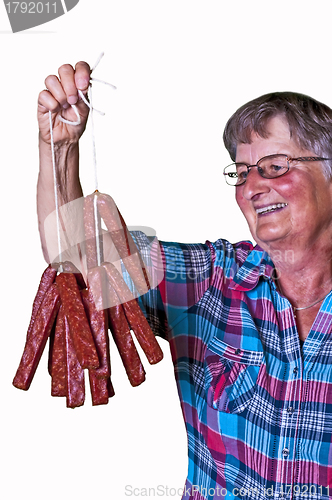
[13,193,163,408]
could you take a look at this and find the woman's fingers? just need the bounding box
[43,62,91,111]
[58,64,79,105]
[38,88,62,114]
[44,73,69,109]
[74,61,91,92]
[38,61,92,144]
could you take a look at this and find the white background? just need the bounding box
[1,1,332,499]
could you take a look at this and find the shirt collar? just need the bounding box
[229,244,275,292]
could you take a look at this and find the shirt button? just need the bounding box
[282,448,289,457]
[235,348,241,355]
[287,407,294,414]
[293,367,298,375]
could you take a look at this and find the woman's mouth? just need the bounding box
[256,203,288,216]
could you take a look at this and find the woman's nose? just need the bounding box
[241,167,270,200]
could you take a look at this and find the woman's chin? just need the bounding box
[251,226,289,249]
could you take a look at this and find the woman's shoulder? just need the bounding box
[131,230,255,270]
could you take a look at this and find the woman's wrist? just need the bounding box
[39,138,82,195]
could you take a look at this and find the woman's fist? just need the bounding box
[38,61,91,145]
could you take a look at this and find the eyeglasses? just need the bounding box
[223,154,332,186]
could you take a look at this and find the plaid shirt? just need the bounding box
[133,233,332,500]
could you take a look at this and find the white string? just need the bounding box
[87,70,101,266]
[91,52,104,72]
[87,82,101,266]
[84,86,97,192]
[48,111,63,272]
[93,193,101,266]
[91,78,117,90]
[78,89,105,116]
[58,103,81,125]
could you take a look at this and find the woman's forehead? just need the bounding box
[235,117,300,161]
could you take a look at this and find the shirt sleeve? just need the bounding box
[130,231,214,341]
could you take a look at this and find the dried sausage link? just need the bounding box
[88,370,110,406]
[107,378,115,398]
[13,284,60,390]
[81,287,111,379]
[56,272,99,370]
[121,302,163,364]
[83,193,104,270]
[103,263,163,365]
[64,314,85,408]
[97,193,150,295]
[108,284,145,387]
[117,210,151,291]
[48,320,56,376]
[27,265,57,340]
[61,261,86,289]
[50,306,67,397]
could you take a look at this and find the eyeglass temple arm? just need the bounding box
[291,156,332,161]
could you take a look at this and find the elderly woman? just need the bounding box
[38,63,332,499]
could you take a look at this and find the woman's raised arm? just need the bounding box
[37,61,91,261]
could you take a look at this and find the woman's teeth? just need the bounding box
[256,203,288,215]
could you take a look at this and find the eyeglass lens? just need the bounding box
[224,154,289,186]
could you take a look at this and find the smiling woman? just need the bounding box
[36,65,332,500]
[224,100,332,340]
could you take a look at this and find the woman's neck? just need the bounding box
[272,244,332,310]
[271,244,332,342]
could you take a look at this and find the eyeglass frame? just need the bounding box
[223,154,332,186]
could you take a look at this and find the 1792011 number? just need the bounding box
[5,2,57,14]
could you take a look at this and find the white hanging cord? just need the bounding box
[49,111,63,272]
[91,78,117,90]
[87,82,101,266]
[87,85,99,192]
[77,89,105,116]
[93,194,101,266]
[58,103,81,125]
[91,52,104,72]
[87,57,106,267]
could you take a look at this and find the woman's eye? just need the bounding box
[270,164,283,171]
[238,170,248,180]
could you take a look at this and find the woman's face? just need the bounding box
[235,116,332,255]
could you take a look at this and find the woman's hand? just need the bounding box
[38,61,91,145]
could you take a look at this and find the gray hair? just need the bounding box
[223,92,332,178]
